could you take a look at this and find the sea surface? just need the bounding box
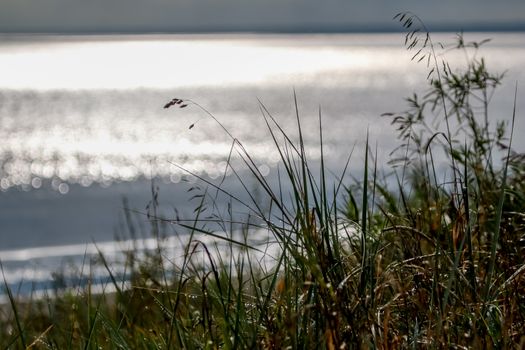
[0,33,523,296]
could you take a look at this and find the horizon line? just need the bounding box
[1,22,524,36]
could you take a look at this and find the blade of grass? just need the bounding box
[0,260,26,348]
[484,83,518,302]
[359,130,369,299]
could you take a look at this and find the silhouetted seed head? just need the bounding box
[163,98,195,128]
[163,98,184,109]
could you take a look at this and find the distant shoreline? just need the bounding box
[1,22,524,36]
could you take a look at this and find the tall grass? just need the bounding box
[1,16,524,348]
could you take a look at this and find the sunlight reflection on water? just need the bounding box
[0,33,523,193]
[0,34,401,90]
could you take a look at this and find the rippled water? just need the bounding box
[0,33,523,290]
[1,33,523,190]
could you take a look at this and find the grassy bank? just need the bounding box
[1,16,525,349]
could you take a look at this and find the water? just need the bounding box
[0,33,523,294]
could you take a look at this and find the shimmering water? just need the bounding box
[0,33,523,290]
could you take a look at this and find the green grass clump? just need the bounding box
[1,14,524,349]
